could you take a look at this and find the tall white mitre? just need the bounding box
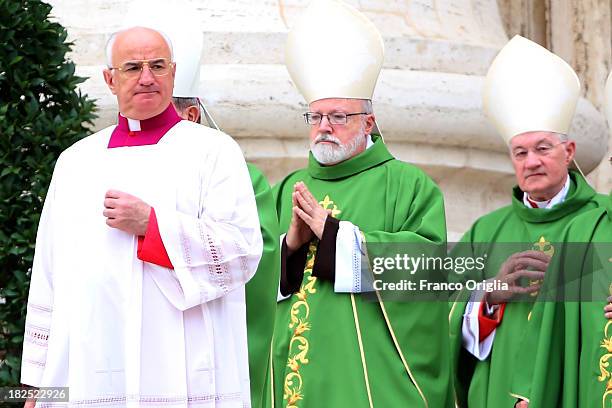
[483,35,581,144]
[284,0,384,104]
[121,0,203,97]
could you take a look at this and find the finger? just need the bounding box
[607,295,612,303]
[509,269,546,281]
[300,185,319,206]
[106,218,117,228]
[294,181,306,194]
[103,208,116,219]
[514,258,550,272]
[104,198,116,209]
[515,250,552,263]
[605,311,612,319]
[105,189,122,199]
[294,206,314,225]
[295,191,314,213]
[604,304,612,312]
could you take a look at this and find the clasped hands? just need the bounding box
[486,250,551,306]
[285,182,331,255]
[103,190,151,236]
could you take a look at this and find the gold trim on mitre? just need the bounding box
[483,35,580,144]
[284,0,384,104]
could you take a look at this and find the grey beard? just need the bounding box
[311,132,365,165]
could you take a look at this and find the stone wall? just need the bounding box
[47,0,610,239]
[497,0,612,191]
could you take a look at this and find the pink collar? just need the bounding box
[108,104,182,148]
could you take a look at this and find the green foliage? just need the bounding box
[0,0,96,385]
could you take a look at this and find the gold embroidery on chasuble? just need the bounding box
[598,284,612,408]
[283,195,341,408]
[527,236,555,321]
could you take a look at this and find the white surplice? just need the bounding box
[21,120,263,408]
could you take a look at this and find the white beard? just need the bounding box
[310,131,366,165]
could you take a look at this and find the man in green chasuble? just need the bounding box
[510,72,612,408]
[272,1,452,407]
[448,35,608,408]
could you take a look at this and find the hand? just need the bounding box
[285,183,315,254]
[103,190,151,236]
[293,182,330,240]
[486,250,551,305]
[515,400,529,408]
[24,397,36,408]
[604,296,612,319]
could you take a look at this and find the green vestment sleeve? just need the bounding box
[510,192,612,408]
[246,163,280,408]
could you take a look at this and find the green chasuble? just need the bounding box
[246,163,281,408]
[448,171,607,408]
[272,136,453,408]
[510,191,612,408]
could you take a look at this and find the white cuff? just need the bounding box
[461,291,495,360]
[277,233,292,302]
[334,221,363,293]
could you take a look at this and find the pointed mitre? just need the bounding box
[483,35,580,144]
[121,0,203,97]
[285,0,384,104]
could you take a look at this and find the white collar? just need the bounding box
[119,113,142,131]
[522,175,570,209]
[366,134,374,149]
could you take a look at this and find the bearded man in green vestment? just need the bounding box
[448,35,608,408]
[136,5,281,406]
[272,1,453,407]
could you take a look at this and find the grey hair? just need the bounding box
[105,27,174,67]
[556,133,569,142]
[361,99,373,114]
[172,97,200,122]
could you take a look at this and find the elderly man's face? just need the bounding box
[103,28,175,120]
[308,98,375,165]
[510,131,576,201]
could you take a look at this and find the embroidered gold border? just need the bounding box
[599,308,612,408]
[282,242,317,408]
[350,293,374,408]
[282,195,341,408]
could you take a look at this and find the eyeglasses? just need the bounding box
[109,58,174,79]
[303,112,368,126]
[511,141,566,161]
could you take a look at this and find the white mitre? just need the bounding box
[285,0,384,104]
[122,0,203,97]
[483,35,580,144]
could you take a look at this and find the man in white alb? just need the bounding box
[21,25,262,408]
